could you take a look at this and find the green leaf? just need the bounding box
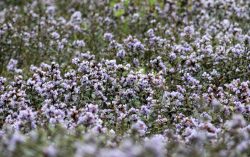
[110,0,117,7]
[149,0,156,6]
[114,9,125,17]
[124,0,130,7]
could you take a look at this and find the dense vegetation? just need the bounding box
[0,0,249,157]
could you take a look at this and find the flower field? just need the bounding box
[0,0,249,157]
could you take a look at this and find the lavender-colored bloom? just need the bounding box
[104,32,113,41]
[116,49,126,58]
[73,40,86,48]
[51,32,60,39]
[7,59,18,72]
[70,11,82,25]
[132,120,147,136]
[144,135,166,157]
[43,145,58,157]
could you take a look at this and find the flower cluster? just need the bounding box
[0,0,250,157]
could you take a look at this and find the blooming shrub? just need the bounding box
[0,0,250,157]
